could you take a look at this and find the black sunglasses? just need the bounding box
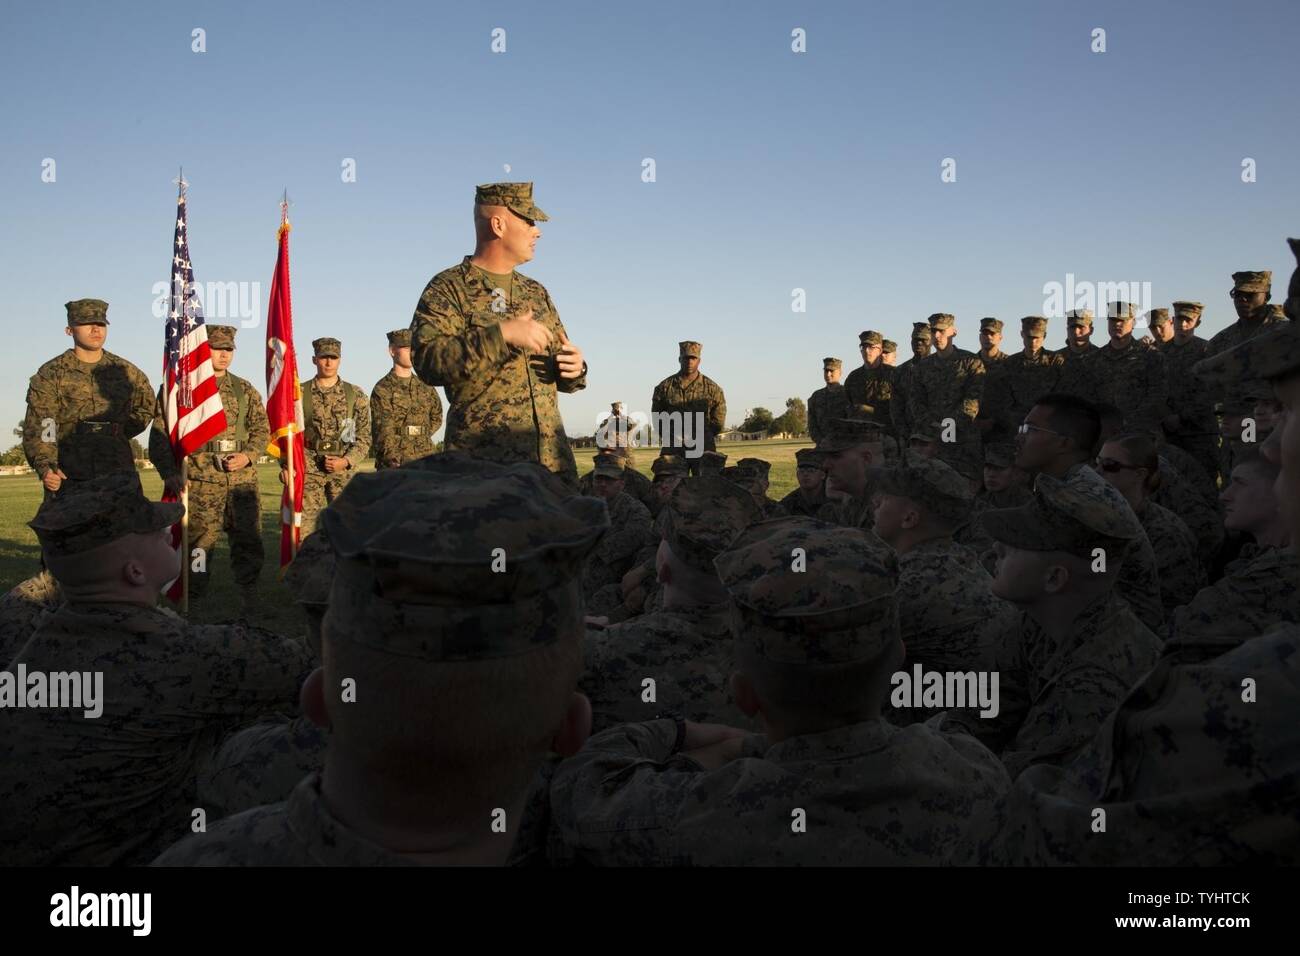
[1095,458,1142,474]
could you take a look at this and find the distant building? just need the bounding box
[720,429,768,442]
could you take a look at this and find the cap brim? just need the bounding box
[1192,322,1300,385]
[146,501,185,531]
[978,504,1042,550]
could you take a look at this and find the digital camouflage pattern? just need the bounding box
[409,256,587,483]
[582,491,653,607]
[0,604,312,865]
[955,592,1161,777]
[148,372,270,597]
[581,602,748,733]
[548,714,1010,865]
[962,624,1300,865]
[841,364,893,427]
[369,369,443,469]
[323,456,607,658]
[651,370,727,456]
[1165,546,1300,647]
[807,381,850,441]
[778,484,827,518]
[1158,333,1217,470]
[980,347,1064,440]
[1071,341,1169,431]
[28,471,182,557]
[576,453,654,510]
[23,349,155,483]
[298,377,371,534]
[1198,298,1291,416]
[196,715,329,820]
[888,538,1018,725]
[0,570,62,667]
[906,346,985,428]
[1139,501,1205,615]
[1151,453,1223,566]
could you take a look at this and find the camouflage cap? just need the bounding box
[1232,270,1271,294]
[699,450,728,474]
[679,340,702,358]
[736,457,771,479]
[1192,318,1300,386]
[322,456,607,660]
[817,417,885,454]
[980,317,1004,333]
[1172,301,1204,319]
[928,313,956,330]
[30,473,182,558]
[795,447,826,470]
[823,356,842,370]
[881,339,897,354]
[873,451,974,524]
[284,529,336,609]
[910,322,933,342]
[1107,301,1137,321]
[1145,308,1171,328]
[664,476,760,574]
[983,442,1017,467]
[651,453,688,478]
[207,325,237,349]
[980,471,1141,558]
[595,445,631,462]
[65,298,109,326]
[592,455,626,479]
[1066,309,1094,326]
[908,420,944,443]
[312,337,341,358]
[1021,315,1049,335]
[474,181,549,222]
[858,330,883,347]
[386,328,412,348]
[715,517,899,665]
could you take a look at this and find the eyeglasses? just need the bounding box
[1095,458,1142,474]
[1016,422,1063,437]
[1229,290,1256,301]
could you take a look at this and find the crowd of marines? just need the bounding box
[1,182,1296,866]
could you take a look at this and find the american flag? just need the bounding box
[161,174,226,454]
[161,174,226,602]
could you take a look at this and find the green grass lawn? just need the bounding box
[0,438,812,633]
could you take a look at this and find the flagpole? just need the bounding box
[180,458,190,614]
[280,189,298,561]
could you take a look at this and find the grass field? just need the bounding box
[0,438,813,633]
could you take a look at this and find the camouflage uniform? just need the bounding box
[906,315,985,430]
[582,477,759,730]
[874,455,1018,725]
[549,518,1010,865]
[582,457,654,614]
[370,329,443,469]
[0,570,61,667]
[0,475,312,865]
[576,450,654,511]
[1055,309,1098,385]
[297,339,371,535]
[964,625,1300,865]
[842,333,894,427]
[779,451,828,519]
[652,341,727,472]
[1159,301,1218,476]
[1151,453,1223,567]
[960,473,1163,776]
[23,299,154,488]
[1165,546,1300,646]
[1138,501,1205,616]
[980,318,1064,440]
[148,326,269,600]
[1200,271,1287,420]
[888,323,933,441]
[409,184,587,483]
[154,455,608,865]
[1073,303,1169,431]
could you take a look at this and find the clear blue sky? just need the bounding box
[1,0,1297,447]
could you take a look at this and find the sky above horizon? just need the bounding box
[2,0,1297,449]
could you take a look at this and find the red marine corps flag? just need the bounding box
[265,193,306,566]
[161,172,227,608]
